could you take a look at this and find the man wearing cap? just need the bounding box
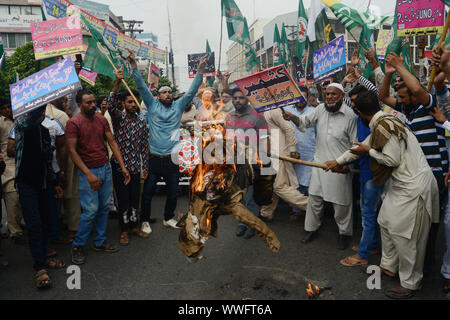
[127,50,207,231]
[283,83,358,249]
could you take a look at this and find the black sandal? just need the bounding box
[35,269,52,289]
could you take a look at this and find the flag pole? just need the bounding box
[98,45,143,114]
[218,10,224,72]
[428,9,450,92]
[304,42,310,87]
[348,30,367,54]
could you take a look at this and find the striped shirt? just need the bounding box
[397,94,448,175]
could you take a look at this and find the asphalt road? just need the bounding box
[0,192,448,300]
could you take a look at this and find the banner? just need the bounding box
[376,30,393,60]
[396,0,445,36]
[31,15,84,60]
[234,65,306,113]
[313,34,346,82]
[188,52,215,79]
[70,0,109,21]
[78,67,97,86]
[0,15,42,33]
[42,0,166,62]
[10,57,82,119]
[148,62,160,90]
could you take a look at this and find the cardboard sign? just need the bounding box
[31,15,84,60]
[313,35,346,83]
[376,30,393,60]
[10,57,82,119]
[234,65,306,113]
[148,62,160,90]
[188,52,215,78]
[397,0,445,36]
[78,67,97,86]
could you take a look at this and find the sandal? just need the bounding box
[120,232,129,246]
[35,269,52,289]
[46,257,66,269]
[340,254,368,266]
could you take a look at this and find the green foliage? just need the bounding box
[0,42,36,100]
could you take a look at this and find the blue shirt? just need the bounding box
[132,67,203,156]
[357,117,372,185]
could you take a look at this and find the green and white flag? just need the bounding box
[273,24,284,66]
[322,0,389,78]
[81,16,129,79]
[296,0,309,64]
[221,0,258,72]
[307,1,336,49]
[0,36,5,71]
[206,40,215,87]
[281,23,291,67]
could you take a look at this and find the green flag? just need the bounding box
[221,0,258,72]
[0,36,5,72]
[273,24,285,66]
[296,0,309,62]
[281,23,291,67]
[322,0,389,78]
[205,40,215,87]
[427,11,450,51]
[81,16,129,79]
[382,5,416,77]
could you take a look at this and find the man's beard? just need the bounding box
[325,99,343,113]
[161,98,173,107]
[85,108,96,117]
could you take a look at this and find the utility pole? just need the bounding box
[167,1,176,87]
[123,20,144,39]
[165,46,169,79]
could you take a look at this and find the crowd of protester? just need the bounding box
[0,40,449,299]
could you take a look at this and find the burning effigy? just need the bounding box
[177,111,280,262]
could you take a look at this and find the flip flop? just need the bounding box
[340,254,368,266]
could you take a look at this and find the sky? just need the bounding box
[95,0,396,90]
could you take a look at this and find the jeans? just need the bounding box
[238,185,260,229]
[47,179,60,241]
[141,156,179,222]
[357,179,383,260]
[112,162,140,231]
[17,183,51,271]
[72,164,113,248]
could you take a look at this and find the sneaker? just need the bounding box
[243,228,255,239]
[140,222,152,237]
[236,225,247,237]
[71,246,86,265]
[163,218,181,229]
[92,241,119,253]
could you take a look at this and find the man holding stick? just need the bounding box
[127,49,207,230]
[282,83,357,249]
[325,91,439,299]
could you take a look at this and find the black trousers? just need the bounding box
[424,173,448,268]
[111,162,140,232]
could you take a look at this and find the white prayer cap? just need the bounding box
[327,83,344,93]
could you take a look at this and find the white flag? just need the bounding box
[307,0,326,42]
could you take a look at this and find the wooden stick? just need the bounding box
[98,45,143,114]
[274,154,360,174]
[304,42,309,86]
[348,30,367,54]
[427,9,450,92]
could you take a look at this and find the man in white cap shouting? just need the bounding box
[283,83,358,249]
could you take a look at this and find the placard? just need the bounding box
[148,62,160,90]
[234,65,306,113]
[78,67,97,86]
[397,0,445,36]
[31,15,84,60]
[376,30,393,60]
[10,57,82,118]
[313,35,346,83]
[188,52,215,79]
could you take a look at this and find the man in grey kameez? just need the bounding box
[283,83,357,249]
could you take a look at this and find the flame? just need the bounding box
[306,283,314,297]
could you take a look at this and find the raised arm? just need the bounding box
[127,49,156,111]
[386,52,430,106]
[107,66,126,121]
[379,61,397,108]
[177,55,207,110]
[281,105,319,132]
